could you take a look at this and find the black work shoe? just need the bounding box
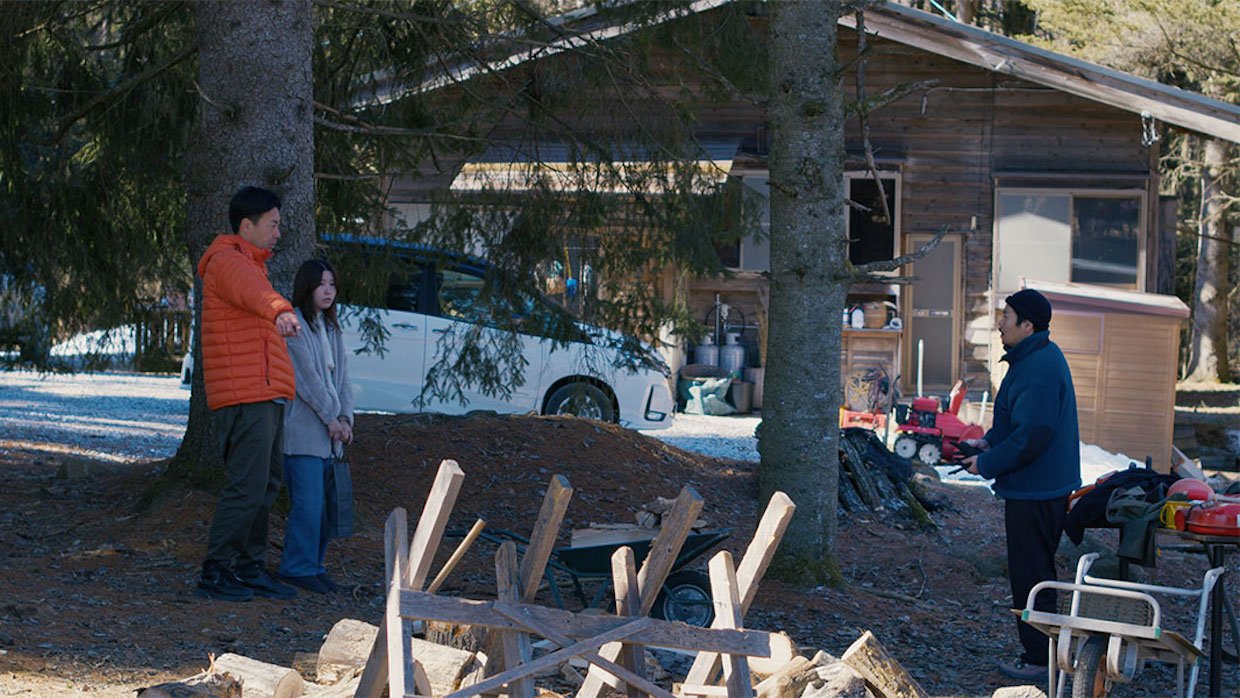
[281,574,330,594]
[316,573,340,592]
[235,567,298,600]
[997,657,1048,682]
[196,562,254,602]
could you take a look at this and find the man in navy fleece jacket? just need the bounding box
[962,288,1081,682]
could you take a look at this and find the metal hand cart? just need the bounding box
[1019,552,1225,698]
[449,527,733,627]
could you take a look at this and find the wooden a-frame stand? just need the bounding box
[354,459,796,698]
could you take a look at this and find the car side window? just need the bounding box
[384,267,424,313]
[436,267,486,322]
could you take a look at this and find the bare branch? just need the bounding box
[192,80,231,117]
[853,10,891,225]
[853,79,938,115]
[314,172,384,181]
[852,225,953,276]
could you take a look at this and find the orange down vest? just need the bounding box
[197,234,296,410]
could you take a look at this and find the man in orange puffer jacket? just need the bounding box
[195,186,302,602]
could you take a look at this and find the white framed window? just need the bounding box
[994,188,1145,293]
[845,172,901,272]
[715,173,771,272]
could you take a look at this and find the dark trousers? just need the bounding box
[204,401,285,573]
[1005,496,1069,665]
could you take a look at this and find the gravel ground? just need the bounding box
[0,368,1136,484]
[0,370,189,462]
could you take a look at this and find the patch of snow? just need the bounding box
[643,412,760,462]
[646,415,1141,492]
[50,325,136,358]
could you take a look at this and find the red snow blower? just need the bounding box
[892,379,985,465]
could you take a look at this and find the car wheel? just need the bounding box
[651,570,715,628]
[545,383,615,422]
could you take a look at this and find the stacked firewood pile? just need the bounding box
[837,428,941,525]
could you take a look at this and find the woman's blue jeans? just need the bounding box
[280,454,330,577]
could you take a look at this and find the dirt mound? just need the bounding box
[349,412,760,540]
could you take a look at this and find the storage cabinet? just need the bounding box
[841,328,902,387]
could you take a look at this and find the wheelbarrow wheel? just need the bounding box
[652,570,714,628]
[1071,636,1110,698]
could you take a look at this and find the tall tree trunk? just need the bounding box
[168,0,316,482]
[760,0,848,584]
[1184,138,1232,383]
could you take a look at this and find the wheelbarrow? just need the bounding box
[1018,552,1225,698]
[449,527,733,627]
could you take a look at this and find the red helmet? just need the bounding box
[1167,479,1214,502]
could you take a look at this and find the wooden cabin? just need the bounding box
[379,3,1240,453]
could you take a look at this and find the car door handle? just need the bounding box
[392,323,418,330]
[432,327,449,335]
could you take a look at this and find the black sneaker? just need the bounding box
[281,573,330,594]
[316,573,340,593]
[196,562,254,602]
[235,567,298,600]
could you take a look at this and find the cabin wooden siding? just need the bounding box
[676,30,1158,392]
[828,32,1155,391]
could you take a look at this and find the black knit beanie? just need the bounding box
[1005,289,1052,331]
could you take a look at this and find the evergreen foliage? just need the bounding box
[0,2,196,360]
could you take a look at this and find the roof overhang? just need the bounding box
[840,3,1240,143]
[363,1,1240,145]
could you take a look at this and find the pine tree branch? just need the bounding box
[53,43,196,144]
[83,2,187,51]
[312,0,455,26]
[670,35,765,108]
[312,114,447,139]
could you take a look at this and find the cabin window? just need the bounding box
[715,172,900,272]
[715,174,771,272]
[995,188,1144,292]
[847,174,900,269]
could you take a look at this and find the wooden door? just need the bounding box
[904,234,962,394]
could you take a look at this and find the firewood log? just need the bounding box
[841,631,927,698]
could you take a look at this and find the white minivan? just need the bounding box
[332,237,675,430]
